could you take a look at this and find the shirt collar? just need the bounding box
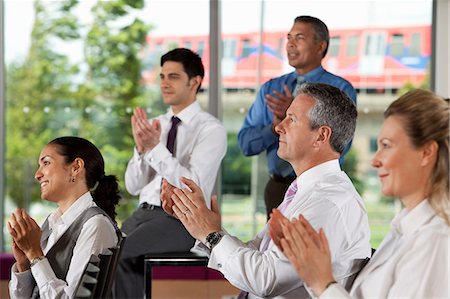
[391,199,436,237]
[287,65,325,87]
[169,101,201,125]
[49,191,94,228]
[301,65,325,81]
[296,159,341,188]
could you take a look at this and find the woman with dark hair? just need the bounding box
[272,89,449,298]
[8,136,121,299]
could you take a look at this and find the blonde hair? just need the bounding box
[385,89,450,225]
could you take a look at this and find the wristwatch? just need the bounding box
[30,256,46,268]
[206,231,224,249]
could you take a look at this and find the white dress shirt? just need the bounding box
[125,101,227,208]
[9,192,118,299]
[205,159,371,299]
[322,200,450,299]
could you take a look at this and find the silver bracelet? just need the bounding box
[30,256,46,268]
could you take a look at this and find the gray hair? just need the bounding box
[297,83,357,154]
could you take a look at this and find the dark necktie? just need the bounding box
[166,116,181,155]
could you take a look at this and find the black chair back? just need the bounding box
[75,232,127,299]
[93,249,113,298]
[75,255,101,298]
[102,232,127,298]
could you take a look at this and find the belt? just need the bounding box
[139,202,161,210]
[271,174,296,184]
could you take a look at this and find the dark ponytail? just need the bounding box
[92,175,120,223]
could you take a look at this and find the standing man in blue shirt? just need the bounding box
[238,16,357,220]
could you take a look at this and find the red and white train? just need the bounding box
[141,25,431,93]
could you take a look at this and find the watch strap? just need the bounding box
[30,256,46,268]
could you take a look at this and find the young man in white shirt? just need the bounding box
[114,48,227,298]
[169,83,371,298]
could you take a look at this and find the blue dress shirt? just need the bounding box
[237,65,357,177]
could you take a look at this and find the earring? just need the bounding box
[70,176,76,183]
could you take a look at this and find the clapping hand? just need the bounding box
[268,208,289,250]
[131,107,161,154]
[8,208,44,271]
[266,85,295,126]
[280,215,335,297]
[170,177,221,244]
[161,179,177,217]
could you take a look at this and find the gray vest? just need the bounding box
[31,206,120,298]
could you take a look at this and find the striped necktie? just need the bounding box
[259,179,298,252]
[237,180,298,299]
[293,75,306,96]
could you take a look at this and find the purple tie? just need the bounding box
[259,179,297,252]
[166,116,181,155]
[277,179,298,213]
[238,180,298,299]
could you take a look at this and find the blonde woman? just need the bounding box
[273,89,449,298]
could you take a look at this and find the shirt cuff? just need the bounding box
[143,143,171,167]
[133,146,143,160]
[10,263,34,290]
[31,257,57,290]
[208,234,240,271]
[319,282,349,299]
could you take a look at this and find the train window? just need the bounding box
[390,34,404,56]
[346,35,359,57]
[197,40,205,57]
[364,33,384,56]
[241,39,252,58]
[410,33,421,56]
[329,36,340,57]
[223,39,237,59]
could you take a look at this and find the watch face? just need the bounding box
[207,231,223,248]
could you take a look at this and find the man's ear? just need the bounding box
[317,40,327,56]
[316,126,332,145]
[190,76,202,89]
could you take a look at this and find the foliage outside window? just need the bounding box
[5,0,152,226]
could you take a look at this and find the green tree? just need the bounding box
[84,0,152,220]
[222,133,252,194]
[6,0,82,207]
[342,147,365,195]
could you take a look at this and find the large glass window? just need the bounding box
[2,0,210,251]
[2,0,434,252]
